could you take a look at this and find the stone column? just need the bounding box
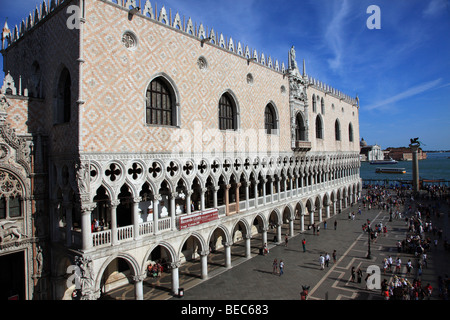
[109,200,120,246]
[411,144,420,193]
[171,261,181,295]
[262,227,268,247]
[276,224,282,243]
[318,206,323,222]
[276,178,281,201]
[244,181,250,210]
[235,183,241,213]
[170,192,177,231]
[244,234,252,259]
[200,250,209,279]
[64,202,73,247]
[153,194,161,234]
[200,188,207,211]
[185,190,192,214]
[213,186,219,208]
[300,213,305,231]
[81,203,96,251]
[225,184,231,216]
[270,178,275,203]
[253,181,258,208]
[132,197,141,240]
[325,204,330,219]
[223,242,232,268]
[333,200,336,216]
[289,218,294,237]
[262,179,267,205]
[310,207,315,225]
[133,274,145,300]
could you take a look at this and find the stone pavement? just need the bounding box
[100,190,450,301]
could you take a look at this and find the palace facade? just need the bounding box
[0,0,361,300]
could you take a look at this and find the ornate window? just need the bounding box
[315,115,323,139]
[321,98,325,114]
[349,123,354,142]
[335,119,341,141]
[55,67,71,124]
[0,171,23,219]
[295,112,306,141]
[146,77,176,126]
[264,103,277,134]
[218,93,236,130]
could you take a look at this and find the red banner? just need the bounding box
[179,208,219,230]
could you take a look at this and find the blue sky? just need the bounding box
[1,0,449,150]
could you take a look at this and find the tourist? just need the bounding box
[395,257,402,274]
[279,260,284,276]
[272,259,278,275]
[351,267,356,282]
[263,243,269,255]
[334,220,337,230]
[406,259,412,276]
[319,254,325,270]
[357,268,363,284]
[285,234,289,247]
[324,253,330,267]
[332,250,337,263]
[302,239,306,252]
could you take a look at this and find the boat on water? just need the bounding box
[370,158,398,165]
[375,167,406,174]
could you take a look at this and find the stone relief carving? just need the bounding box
[0,220,25,243]
[73,255,96,300]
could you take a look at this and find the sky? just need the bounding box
[1,0,449,150]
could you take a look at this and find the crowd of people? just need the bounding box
[362,183,450,300]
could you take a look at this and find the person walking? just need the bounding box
[334,220,337,230]
[272,259,278,275]
[351,267,356,282]
[279,260,284,276]
[332,250,337,264]
[319,254,325,270]
[325,253,330,268]
[302,239,306,252]
[406,259,412,276]
[357,268,363,283]
[284,234,289,247]
[317,225,320,236]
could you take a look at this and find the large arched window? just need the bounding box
[219,93,237,130]
[295,112,306,141]
[315,115,323,139]
[335,119,341,141]
[146,77,176,126]
[265,103,278,134]
[56,67,71,124]
[349,123,354,142]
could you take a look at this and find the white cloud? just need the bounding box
[364,78,443,111]
[423,0,448,17]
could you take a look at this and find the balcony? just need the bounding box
[293,140,312,151]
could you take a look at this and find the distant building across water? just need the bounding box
[359,138,427,161]
[385,147,427,161]
[359,138,384,161]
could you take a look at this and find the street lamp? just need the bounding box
[367,226,372,259]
